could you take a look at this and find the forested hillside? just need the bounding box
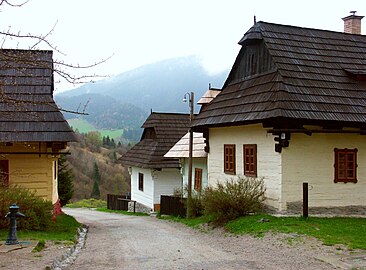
[66,131,131,201]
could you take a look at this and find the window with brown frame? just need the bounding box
[224,144,236,174]
[138,173,144,191]
[0,160,9,186]
[194,168,203,191]
[243,144,257,177]
[334,148,357,183]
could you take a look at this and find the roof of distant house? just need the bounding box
[164,132,207,158]
[120,112,190,168]
[0,49,76,142]
[192,21,366,130]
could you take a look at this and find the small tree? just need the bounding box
[91,180,100,199]
[90,162,101,199]
[92,162,101,184]
[58,155,74,206]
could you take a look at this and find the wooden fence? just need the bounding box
[160,195,186,217]
[107,194,135,212]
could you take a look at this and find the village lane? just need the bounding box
[62,208,342,270]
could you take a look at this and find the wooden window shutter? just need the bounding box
[194,168,203,191]
[0,160,9,186]
[243,144,257,177]
[334,148,357,183]
[224,144,236,174]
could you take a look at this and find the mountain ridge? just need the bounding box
[55,56,228,141]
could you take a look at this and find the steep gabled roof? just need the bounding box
[120,112,190,168]
[193,21,366,129]
[0,49,76,142]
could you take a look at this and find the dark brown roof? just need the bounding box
[193,21,366,129]
[120,112,190,168]
[0,49,76,142]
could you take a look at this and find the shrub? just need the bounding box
[201,176,266,223]
[0,186,53,230]
[187,190,204,218]
[177,185,204,218]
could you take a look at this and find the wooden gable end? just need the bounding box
[227,40,276,85]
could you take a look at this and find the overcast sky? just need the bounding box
[0,0,364,92]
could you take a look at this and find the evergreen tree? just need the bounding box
[111,138,116,148]
[106,136,111,147]
[92,162,101,184]
[91,179,100,199]
[90,161,101,199]
[58,155,74,206]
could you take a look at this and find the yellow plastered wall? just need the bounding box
[282,133,366,209]
[0,143,59,204]
[208,124,283,209]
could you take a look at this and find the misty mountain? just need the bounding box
[58,56,228,113]
[55,56,228,141]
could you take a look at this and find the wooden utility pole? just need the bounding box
[187,92,194,218]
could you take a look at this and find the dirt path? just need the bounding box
[62,208,349,270]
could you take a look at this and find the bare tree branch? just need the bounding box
[0,0,29,7]
[0,0,113,115]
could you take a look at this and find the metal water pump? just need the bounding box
[5,203,26,245]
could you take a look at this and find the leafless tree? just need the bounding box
[0,0,111,115]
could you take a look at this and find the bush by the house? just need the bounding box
[0,186,53,230]
[187,190,204,218]
[201,176,266,223]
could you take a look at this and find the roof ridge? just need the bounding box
[257,21,366,37]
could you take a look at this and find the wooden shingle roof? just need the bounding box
[120,112,190,169]
[164,132,207,158]
[0,49,76,142]
[193,21,366,130]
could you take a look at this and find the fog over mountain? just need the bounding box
[55,56,228,140]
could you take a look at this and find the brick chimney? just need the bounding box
[342,11,364,34]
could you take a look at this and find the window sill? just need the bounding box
[334,179,357,183]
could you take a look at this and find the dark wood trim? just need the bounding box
[0,152,71,155]
[334,148,358,183]
[243,144,257,177]
[224,144,236,175]
[0,160,9,186]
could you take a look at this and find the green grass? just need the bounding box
[68,118,123,139]
[160,213,366,250]
[66,199,107,209]
[68,118,95,133]
[96,207,149,216]
[99,129,124,139]
[32,239,46,252]
[159,215,215,228]
[225,214,366,250]
[0,213,80,242]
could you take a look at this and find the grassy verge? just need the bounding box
[159,215,215,228]
[66,199,107,209]
[161,213,366,250]
[226,214,366,250]
[96,207,149,216]
[0,213,80,242]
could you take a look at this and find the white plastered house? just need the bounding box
[192,15,366,214]
[120,112,190,212]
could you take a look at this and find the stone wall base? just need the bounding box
[128,201,151,214]
[284,201,366,216]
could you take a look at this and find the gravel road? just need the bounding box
[63,208,344,270]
